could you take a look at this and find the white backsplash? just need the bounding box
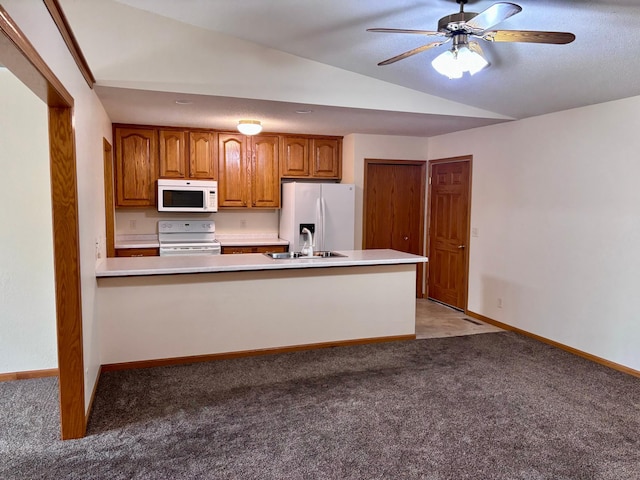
[115,208,280,236]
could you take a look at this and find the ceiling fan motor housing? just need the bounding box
[438,12,479,32]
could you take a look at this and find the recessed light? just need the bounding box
[175,99,192,105]
[295,109,313,114]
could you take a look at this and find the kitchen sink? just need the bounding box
[265,252,303,259]
[264,251,347,259]
[311,251,346,258]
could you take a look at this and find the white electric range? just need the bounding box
[158,220,221,256]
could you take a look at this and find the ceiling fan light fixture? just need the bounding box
[458,43,489,75]
[432,40,489,79]
[237,120,262,135]
[432,49,463,79]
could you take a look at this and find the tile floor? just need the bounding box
[415,299,503,339]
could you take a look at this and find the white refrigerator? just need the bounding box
[279,182,355,252]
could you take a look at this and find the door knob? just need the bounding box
[457,245,465,249]
[404,236,409,240]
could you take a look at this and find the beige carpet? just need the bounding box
[416,299,503,339]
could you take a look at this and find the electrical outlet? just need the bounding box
[240,219,247,228]
[472,227,479,237]
[497,298,503,309]
[129,219,137,230]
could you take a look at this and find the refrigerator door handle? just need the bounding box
[320,197,326,251]
[315,197,322,250]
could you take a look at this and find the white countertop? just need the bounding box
[115,234,160,249]
[96,249,427,277]
[114,233,288,249]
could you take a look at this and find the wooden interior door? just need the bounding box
[428,158,471,310]
[363,160,426,297]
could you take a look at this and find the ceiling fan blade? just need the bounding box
[482,30,576,44]
[367,28,445,37]
[377,41,446,66]
[465,2,522,31]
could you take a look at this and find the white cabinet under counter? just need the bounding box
[95,250,427,368]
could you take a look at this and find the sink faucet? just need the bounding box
[301,227,314,257]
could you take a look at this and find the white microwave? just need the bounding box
[157,179,218,213]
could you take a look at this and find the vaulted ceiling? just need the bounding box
[59,0,640,136]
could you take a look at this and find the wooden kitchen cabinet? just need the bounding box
[189,131,217,179]
[114,127,158,207]
[221,245,287,254]
[115,247,159,257]
[218,133,279,208]
[218,133,248,207]
[251,135,280,208]
[159,129,187,178]
[310,138,341,178]
[159,130,217,180]
[280,135,342,180]
[280,136,310,177]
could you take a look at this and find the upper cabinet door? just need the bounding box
[310,138,341,178]
[218,133,248,207]
[251,135,280,208]
[189,131,217,179]
[115,127,158,207]
[280,136,310,177]
[159,130,187,178]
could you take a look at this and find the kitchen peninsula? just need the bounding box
[95,249,427,368]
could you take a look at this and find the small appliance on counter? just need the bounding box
[158,220,221,256]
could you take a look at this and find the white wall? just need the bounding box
[0,68,57,373]
[59,0,506,123]
[97,265,416,364]
[115,209,279,236]
[428,95,640,371]
[343,134,429,249]
[3,1,113,409]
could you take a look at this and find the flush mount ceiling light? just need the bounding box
[237,120,262,135]
[431,35,489,79]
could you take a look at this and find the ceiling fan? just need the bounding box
[367,0,575,78]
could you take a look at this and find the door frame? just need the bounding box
[103,138,116,258]
[0,7,86,439]
[427,156,472,310]
[363,159,427,297]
